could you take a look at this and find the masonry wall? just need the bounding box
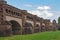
[0,0,58,36]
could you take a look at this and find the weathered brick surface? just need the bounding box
[0,0,58,36]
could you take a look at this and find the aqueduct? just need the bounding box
[0,0,58,36]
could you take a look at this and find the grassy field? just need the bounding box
[0,31,60,40]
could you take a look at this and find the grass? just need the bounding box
[0,31,60,40]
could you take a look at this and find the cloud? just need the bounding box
[28,6,53,19]
[28,10,42,16]
[43,11,53,17]
[37,6,44,10]
[24,4,33,7]
[37,6,51,10]
[44,6,51,10]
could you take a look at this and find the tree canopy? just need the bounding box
[58,17,60,24]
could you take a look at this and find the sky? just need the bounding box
[5,0,60,23]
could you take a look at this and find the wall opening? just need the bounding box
[34,24,40,33]
[24,22,33,34]
[10,20,21,34]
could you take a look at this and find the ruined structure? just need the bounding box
[0,0,58,36]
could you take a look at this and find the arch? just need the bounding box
[24,22,33,34]
[9,20,21,34]
[35,24,40,27]
[34,24,40,33]
[25,22,33,27]
[24,28,32,34]
[41,23,46,32]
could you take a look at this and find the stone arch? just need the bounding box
[24,22,33,27]
[24,22,33,34]
[41,23,46,32]
[9,20,21,35]
[35,24,40,27]
[34,24,40,33]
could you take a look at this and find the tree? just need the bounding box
[58,17,60,24]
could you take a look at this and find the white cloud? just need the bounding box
[24,4,33,7]
[37,6,51,10]
[43,11,53,17]
[37,6,44,10]
[44,6,51,10]
[28,6,53,19]
[30,10,42,15]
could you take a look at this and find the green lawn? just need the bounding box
[0,31,60,40]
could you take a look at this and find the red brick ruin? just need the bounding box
[0,0,58,36]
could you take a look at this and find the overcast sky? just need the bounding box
[5,0,60,23]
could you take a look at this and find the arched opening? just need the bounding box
[41,23,46,32]
[10,20,21,35]
[35,24,40,27]
[24,22,33,34]
[34,24,40,33]
[25,22,32,27]
[24,28,32,34]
